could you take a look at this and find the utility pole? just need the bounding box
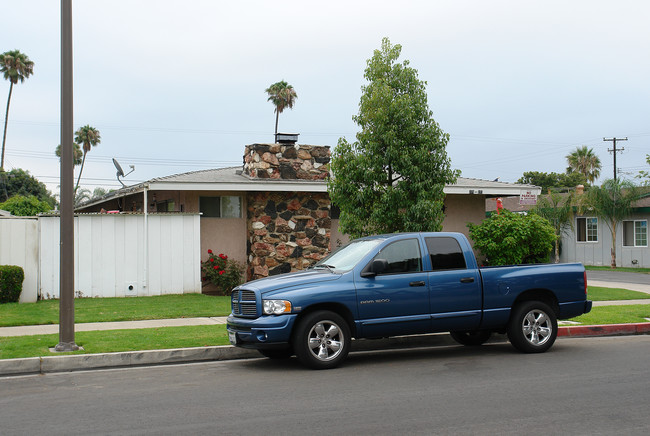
[55,0,78,352]
[603,137,627,181]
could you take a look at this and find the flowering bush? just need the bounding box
[201,250,245,295]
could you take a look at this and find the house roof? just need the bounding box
[76,166,541,210]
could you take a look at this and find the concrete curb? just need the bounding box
[1,323,649,377]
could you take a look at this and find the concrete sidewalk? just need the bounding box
[0,317,228,338]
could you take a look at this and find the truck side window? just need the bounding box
[425,237,467,271]
[374,239,422,274]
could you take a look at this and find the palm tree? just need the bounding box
[566,146,601,185]
[265,81,297,142]
[55,143,83,166]
[586,179,641,268]
[1,50,35,170]
[74,125,101,194]
[532,192,575,263]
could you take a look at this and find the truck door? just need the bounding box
[424,236,482,332]
[355,238,431,337]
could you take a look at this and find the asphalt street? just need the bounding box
[587,270,650,286]
[1,335,649,435]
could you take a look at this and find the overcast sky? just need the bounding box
[2,0,649,195]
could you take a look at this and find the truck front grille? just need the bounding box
[231,289,257,317]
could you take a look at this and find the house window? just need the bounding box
[156,200,175,212]
[623,220,648,247]
[199,196,241,218]
[577,217,598,242]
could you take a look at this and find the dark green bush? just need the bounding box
[0,265,25,303]
[467,210,556,266]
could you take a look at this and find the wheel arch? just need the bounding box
[293,303,357,338]
[511,289,560,318]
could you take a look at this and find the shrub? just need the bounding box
[467,210,556,266]
[0,195,52,216]
[201,250,245,295]
[0,265,25,303]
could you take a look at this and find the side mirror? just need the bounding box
[361,258,388,278]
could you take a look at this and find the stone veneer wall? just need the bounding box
[244,143,332,280]
[243,143,330,180]
[247,192,331,280]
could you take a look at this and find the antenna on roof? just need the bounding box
[113,158,135,188]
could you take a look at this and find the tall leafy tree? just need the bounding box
[328,38,458,238]
[0,168,57,206]
[531,192,575,263]
[73,125,101,194]
[265,80,297,141]
[586,179,641,268]
[566,146,601,184]
[1,50,35,171]
[518,171,587,192]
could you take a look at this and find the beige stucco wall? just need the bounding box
[442,194,487,238]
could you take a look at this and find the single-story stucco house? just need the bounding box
[77,141,541,280]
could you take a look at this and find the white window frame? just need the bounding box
[623,220,648,247]
[576,217,598,243]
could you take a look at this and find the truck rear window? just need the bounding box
[425,237,466,271]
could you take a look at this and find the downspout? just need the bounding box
[143,186,149,295]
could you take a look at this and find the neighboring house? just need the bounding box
[486,191,650,268]
[77,140,541,280]
[561,193,649,268]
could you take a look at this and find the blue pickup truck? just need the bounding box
[227,232,592,369]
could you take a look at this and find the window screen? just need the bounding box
[425,237,467,270]
[577,217,598,242]
[200,196,241,218]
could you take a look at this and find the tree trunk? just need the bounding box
[75,151,87,195]
[1,82,14,171]
[274,110,279,143]
[610,225,617,268]
[554,240,560,264]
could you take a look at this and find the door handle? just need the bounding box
[409,281,426,287]
[460,277,475,283]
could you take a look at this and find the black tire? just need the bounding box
[258,349,293,360]
[507,301,558,353]
[292,310,351,370]
[450,330,492,346]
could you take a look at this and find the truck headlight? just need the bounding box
[263,300,292,315]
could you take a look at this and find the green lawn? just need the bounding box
[567,304,650,326]
[0,325,230,360]
[588,286,650,301]
[585,265,650,274]
[0,294,231,327]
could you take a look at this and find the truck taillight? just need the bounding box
[584,270,588,295]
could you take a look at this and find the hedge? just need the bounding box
[0,265,25,303]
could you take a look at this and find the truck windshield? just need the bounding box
[313,239,382,272]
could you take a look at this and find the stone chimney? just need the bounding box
[243,143,330,180]
[576,184,584,195]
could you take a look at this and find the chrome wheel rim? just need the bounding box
[521,309,553,346]
[307,320,344,362]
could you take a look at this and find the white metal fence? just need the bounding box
[0,214,201,302]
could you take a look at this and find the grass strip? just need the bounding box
[0,325,230,360]
[567,304,650,326]
[0,294,231,327]
[585,265,650,274]
[587,286,650,301]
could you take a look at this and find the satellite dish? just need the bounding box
[113,158,135,187]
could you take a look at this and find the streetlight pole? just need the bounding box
[55,0,78,352]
